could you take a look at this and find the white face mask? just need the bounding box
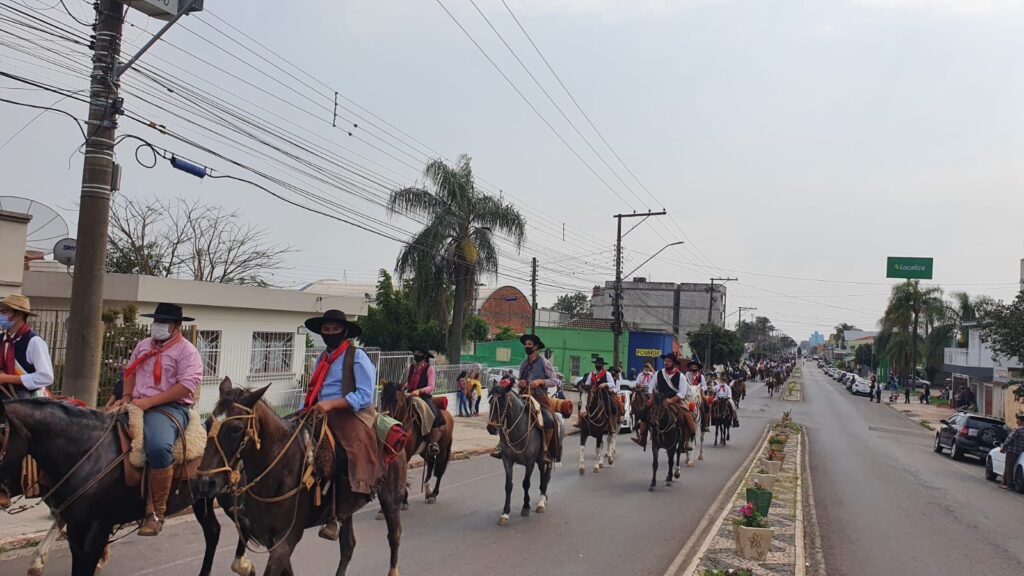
[150,322,172,341]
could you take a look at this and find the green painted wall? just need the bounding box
[463,327,623,381]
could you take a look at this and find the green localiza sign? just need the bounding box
[886,257,933,279]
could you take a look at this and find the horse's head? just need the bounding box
[379,380,404,415]
[195,377,270,499]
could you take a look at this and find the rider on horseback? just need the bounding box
[403,347,446,456]
[117,303,203,537]
[303,309,381,541]
[685,360,708,393]
[712,372,740,428]
[489,334,560,464]
[631,354,696,449]
[574,357,621,427]
[0,295,54,400]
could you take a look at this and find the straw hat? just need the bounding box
[0,294,36,317]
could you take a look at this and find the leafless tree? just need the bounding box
[107,195,294,286]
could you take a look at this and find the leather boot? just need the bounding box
[631,423,648,449]
[427,427,442,456]
[490,444,502,459]
[139,466,174,536]
[541,428,553,465]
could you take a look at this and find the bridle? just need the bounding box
[197,403,262,491]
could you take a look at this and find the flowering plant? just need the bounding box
[767,449,780,461]
[733,502,768,528]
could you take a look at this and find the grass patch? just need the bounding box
[919,420,934,431]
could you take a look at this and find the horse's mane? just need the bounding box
[6,397,110,429]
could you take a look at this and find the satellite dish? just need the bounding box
[0,197,69,255]
[53,238,77,267]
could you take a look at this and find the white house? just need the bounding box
[23,262,366,415]
[943,322,1022,421]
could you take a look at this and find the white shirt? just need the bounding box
[585,371,618,393]
[685,371,708,392]
[636,370,654,390]
[3,333,54,391]
[714,381,732,399]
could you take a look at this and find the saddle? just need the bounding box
[115,404,206,488]
[408,396,435,436]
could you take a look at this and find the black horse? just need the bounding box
[711,397,732,447]
[487,385,553,526]
[0,398,231,576]
[642,393,682,491]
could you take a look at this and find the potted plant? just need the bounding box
[733,502,773,560]
[768,433,788,450]
[745,481,773,516]
[749,467,778,491]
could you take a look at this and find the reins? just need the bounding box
[488,391,536,456]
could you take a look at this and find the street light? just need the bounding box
[623,241,685,279]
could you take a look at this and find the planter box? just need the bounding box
[735,525,774,560]
[749,473,778,491]
[745,487,773,516]
[767,452,785,463]
[760,459,783,475]
[768,442,786,452]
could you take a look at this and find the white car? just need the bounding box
[616,380,635,433]
[985,446,1024,492]
[850,377,872,396]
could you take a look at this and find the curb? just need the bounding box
[800,430,827,576]
[794,430,805,576]
[662,423,771,576]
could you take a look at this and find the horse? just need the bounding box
[577,383,620,475]
[731,380,746,408]
[378,381,453,506]
[486,385,553,526]
[683,392,709,465]
[766,377,778,398]
[629,386,649,436]
[641,393,683,491]
[195,379,405,576]
[0,397,230,576]
[711,397,732,447]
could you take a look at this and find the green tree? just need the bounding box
[463,314,490,343]
[830,323,857,348]
[877,281,945,384]
[854,343,873,368]
[687,324,744,365]
[388,155,526,363]
[979,290,1024,366]
[360,270,446,352]
[552,292,591,316]
[493,326,518,341]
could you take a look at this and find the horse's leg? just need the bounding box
[665,448,674,486]
[194,498,223,576]
[593,436,602,473]
[520,461,533,517]
[578,433,587,475]
[423,455,436,501]
[263,536,298,576]
[649,444,659,491]
[381,498,402,576]
[67,522,109,576]
[499,458,513,526]
[536,460,550,513]
[27,518,62,576]
[607,430,617,466]
[699,428,705,461]
[334,517,356,576]
[231,538,256,576]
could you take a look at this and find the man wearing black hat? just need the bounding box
[402,347,445,456]
[575,356,621,428]
[509,334,560,463]
[632,353,696,449]
[120,303,203,536]
[685,360,708,393]
[302,309,380,540]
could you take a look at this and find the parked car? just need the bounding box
[850,377,872,396]
[985,446,1024,492]
[933,412,1010,461]
[615,380,635,433]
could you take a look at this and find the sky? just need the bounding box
[2,0,1024,341]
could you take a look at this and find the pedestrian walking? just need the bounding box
[456,370,469,416]
[920,383,931,404]
[874,378,882,403]
[999,413,1024,490]
[904,382,911,404]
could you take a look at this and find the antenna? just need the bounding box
[0,196,69,255]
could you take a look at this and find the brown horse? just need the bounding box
[195,379,406,576]
[379,381,454,506]
[732,379,747,408]
[766,377,778,397]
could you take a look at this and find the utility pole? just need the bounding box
[63,0,125,406]
[704,277,737,368]
[612,211,667,370]
[530,257,538,334]
[737,306,757,329]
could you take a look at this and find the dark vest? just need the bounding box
[589,371,610,391]
[519,356,547,383]
[407,363,430,392]
[1,328,38,375]
[656,370,680,398]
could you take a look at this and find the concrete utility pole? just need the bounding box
[737,306,757,328]
[63,0,125,406]
[612,211,667,370]
[530,257,537,334]
[704,277,737,368]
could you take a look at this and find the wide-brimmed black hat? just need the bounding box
[592,357,607,365]
[687,360,703,369]
[412,348,435,359]
[304,309,362,338]
[660,352,681,364]
[141,303,194,323]
[520,333,545,349]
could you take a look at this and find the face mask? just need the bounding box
[150,322,171,341]
[413,354,425,362]
[524,346,535,355]
[0,315,13,331]
[323,332,346,349]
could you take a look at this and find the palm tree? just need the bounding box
[830,323,856,348]
[878,281,944,383]
[388,155,526,362]
[948,291,995,347]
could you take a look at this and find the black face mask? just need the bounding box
[323,332,346,349]
[524,346,535,355]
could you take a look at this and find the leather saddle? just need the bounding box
[114,412,202,489]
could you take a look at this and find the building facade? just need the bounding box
[591,278,725,345]
[943,323,1023,421]
[474,286,533,336]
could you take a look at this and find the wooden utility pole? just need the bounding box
[612,211,666,370]
[63,0,124,406]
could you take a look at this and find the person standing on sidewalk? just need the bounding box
[873,376,882,403]
[999,413,1024,490]
[904,379,911,404]
[456,370,469,417]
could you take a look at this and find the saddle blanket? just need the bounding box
[124,404,206,468]
[409,396,434,436]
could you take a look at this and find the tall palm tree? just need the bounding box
[948,291,995,347]
[830,323,856,348]
[388,155,526,362]
[878,281,944,383]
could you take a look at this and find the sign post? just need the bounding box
[886,257,933,280]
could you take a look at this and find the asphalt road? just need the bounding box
[797,363,1024,576]
[0,381,777,576]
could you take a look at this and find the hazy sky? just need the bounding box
[3,0,1024,340]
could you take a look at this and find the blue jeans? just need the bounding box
[456,390,469,416]
[143,402,190,469]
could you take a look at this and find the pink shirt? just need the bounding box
[128,337,203,404]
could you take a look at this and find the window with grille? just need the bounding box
[250,332,294,375]
[197,330,221,377]
[570,355,581,378]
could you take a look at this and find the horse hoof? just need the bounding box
[426,496,437,504]
[498,515,509,526]
[607,458,614,466]
[536,504,546,513]
[400,502,409,511]
[674,470,681,479]
[687,461,694,468]
[593,466,600,474]
[649,485,655,492]
[521,507,530,517]
[375,511,384,521]
[699,455,704,461]
[388,568,400,576]
[28,567,44,576]
[666,481,672,486]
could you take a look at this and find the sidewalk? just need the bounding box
[885,397,956,430]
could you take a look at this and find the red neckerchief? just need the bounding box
[123,333,184,389]
[304,340,352,409]
[591,369,607,390]
[1,324,30,375]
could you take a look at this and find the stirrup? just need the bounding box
[427,442,441,456]
[490,445,502,459]
[319,521,340,541]
[138,514,164,537]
